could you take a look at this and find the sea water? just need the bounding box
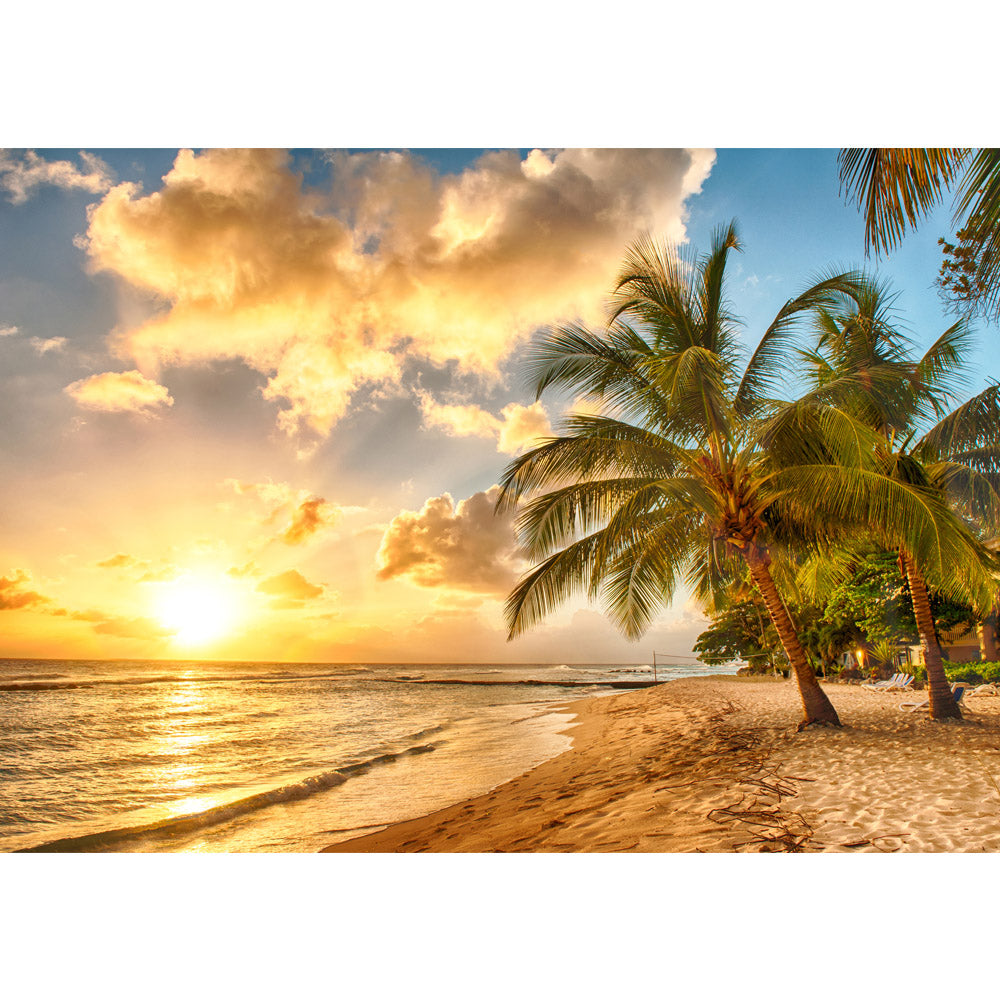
[0,658,732,853]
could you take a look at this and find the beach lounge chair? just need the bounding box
[863,673,902,691]
[968,683,999,697]
[862,673,913,692]
[899,684,968,712]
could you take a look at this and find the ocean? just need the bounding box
[0,658,733,853]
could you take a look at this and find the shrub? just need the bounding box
[943,660,1000,684]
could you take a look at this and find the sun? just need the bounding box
[154,574,242,646]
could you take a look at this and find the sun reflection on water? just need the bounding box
[153,681,219,810]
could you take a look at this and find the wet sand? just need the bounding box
[322,676,1000,853]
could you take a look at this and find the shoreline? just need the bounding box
[323,676,1000,852]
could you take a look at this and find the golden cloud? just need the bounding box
[418,392,553,455]
[257,569,324,601]
[0,570,50,611]
[49,605,173,639]
[81,147,714,437]
[282,498,333,545]
[375,486,520,594]
[223,479,343,545]
[96,553,179,582]
[65,370,174,415]
[97,553,135,569]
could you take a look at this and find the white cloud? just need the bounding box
[31,336,67,355]
[0,325,19,337]
[0,150,113,204]
[64,370,173,415]
[80,147,715,439]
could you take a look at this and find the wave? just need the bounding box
[0,669,361,693]
[380,677,660,690]
[16,738,443,853]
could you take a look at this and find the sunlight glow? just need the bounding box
[154,574,242,646]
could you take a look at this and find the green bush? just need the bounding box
[944,660,1000,684]
[902,661,1000,686]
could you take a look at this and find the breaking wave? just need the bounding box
[17,731,446,853]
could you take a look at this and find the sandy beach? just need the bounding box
[323,676,1000,853]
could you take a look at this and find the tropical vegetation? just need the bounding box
[496,221,1000,727]
[785,277,1000,717]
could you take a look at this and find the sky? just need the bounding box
[1,147,997,664]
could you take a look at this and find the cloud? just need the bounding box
[0,150,114,204]
[227,561,261,578]
[375,486,520,594]
[51,607,173,640]
[282,497,336,544]
[223,479,343,544]
[97,553,179,582]
[80,147,715,438]
[65,370,174,415]
[417,393,553,455]
[97,553,135,569]
[137,566,180,583]
[0,571,50,611]
[0,325,18,337]
[92,615,174,639]
[31,337,68,355]
[496,403,553,455]
[257,569,325,606]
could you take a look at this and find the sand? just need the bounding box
[322,676,1000,853]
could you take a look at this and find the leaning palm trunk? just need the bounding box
[902,552,962,720]
[980,607,999,661]
[744,546,841,727]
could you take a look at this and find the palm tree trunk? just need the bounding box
[902,551,962,720]
[980,605,998,661]
[743,547,841,728]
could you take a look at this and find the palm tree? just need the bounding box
[838,148,1000,322]
[496,223,985,727]
[794,278,1000,718]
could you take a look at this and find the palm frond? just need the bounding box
[912,318,976,415]
[599,514,703,639]
[769,462,993,604]
[924,461,1000,534]
[504,531,606,639]
[495,420,692,512]
[915,383,1000,463]
[838,148,969,255]
[735,270,866,416]
[513,477,649,558]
